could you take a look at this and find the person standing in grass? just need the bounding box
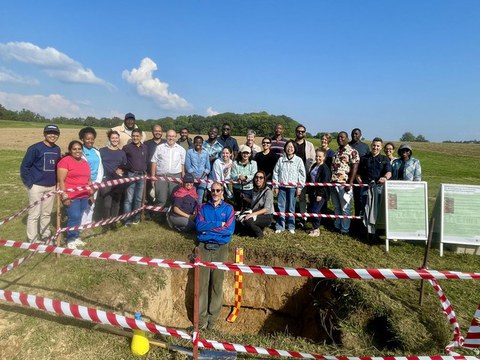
[185,136,210,204]
[20,124,61,243]
[99,130,127,231]
[79,127,103,226]
[177,127,193,150]
[330,131,360,235]
[272,140,306,234]
[306,149,331,237]
[349,128,369,218]
[383,142,396,164]
[218,122,239,159]
[151,129,186,216]
[57,140,92,249]
[270,123,288,158]
[358,138,392,236]
[111,112,145,148]
[195,181,235,330]
[243,129,261,157]
[203,126,223,170]
[254,137,277,181]
[391,143,422,181]
[123,128,148,225]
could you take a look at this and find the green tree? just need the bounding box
[400,132,416,142]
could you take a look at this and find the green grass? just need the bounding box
[1,141,480,359]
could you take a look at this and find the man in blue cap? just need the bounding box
[20,124,61,243]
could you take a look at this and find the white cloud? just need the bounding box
[0,41,114,89]
[206,106,219,116]
[0,67,39,85]
[0,91,86,118]
[122,57,190,110]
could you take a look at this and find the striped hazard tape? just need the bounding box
[463,304,480,349]
[227,247,244,322]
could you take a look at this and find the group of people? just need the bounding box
[19,115,424,331]
[20,115,422,250]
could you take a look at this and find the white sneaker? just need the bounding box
[275,229,283,234]
[74,238,86,247]
[289,229,295,234]
[66,242,77,250]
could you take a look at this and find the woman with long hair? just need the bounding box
[57,140,92,249]
[237,170,274,239]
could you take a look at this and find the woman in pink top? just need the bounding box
[57,140,92,249]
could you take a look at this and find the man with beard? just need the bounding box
[293,124,316,228]
[177,127,193,150]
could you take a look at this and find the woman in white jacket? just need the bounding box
[272,140,306,234]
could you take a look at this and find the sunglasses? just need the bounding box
[296,130,305,133]
[254,176,264,179]
[262,141,271,145]
[211,188,223,193]
[222,127,230,131]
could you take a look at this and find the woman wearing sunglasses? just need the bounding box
[236,170,274,239]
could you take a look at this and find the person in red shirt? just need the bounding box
[57,140,92,249]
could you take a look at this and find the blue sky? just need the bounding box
[1,1,479,142]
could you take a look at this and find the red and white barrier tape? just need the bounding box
[0,289,191,340]
[200,262,480,280]
[0,240,193,269]
[0,190,57,226]
[429,279,464,353]
[197,337,479,359]
[0,251,36,275]
[57,207,145,234]
[273,211,362,219]
[1,288,477,360]
[463,304,480,349]
[3,240,480,281]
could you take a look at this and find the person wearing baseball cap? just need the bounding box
[166,173,198,232]
[111,112,145,148]
[391,143,422,181]
[20,124,62,243]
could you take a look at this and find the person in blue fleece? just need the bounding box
[195,181,235,330]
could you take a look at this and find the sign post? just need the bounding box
[384,181,429,252]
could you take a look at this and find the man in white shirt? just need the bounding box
[151,130,186,211]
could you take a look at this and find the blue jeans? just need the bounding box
[65,198,88,242]
[195,183,207,204]
[276,187,296,231]
[124,172,145,223]
[330,186,352,234]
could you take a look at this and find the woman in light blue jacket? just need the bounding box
[272,140,306,234]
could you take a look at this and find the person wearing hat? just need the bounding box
[231,144,258,210]
[111,112,145,148]
[20,124,61,243]
[391,144,422,181]
[166,173,198,232]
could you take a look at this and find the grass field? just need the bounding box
[0,122,479,359]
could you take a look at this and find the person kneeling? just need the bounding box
[237,171,274,239]
[167,173,197,232]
